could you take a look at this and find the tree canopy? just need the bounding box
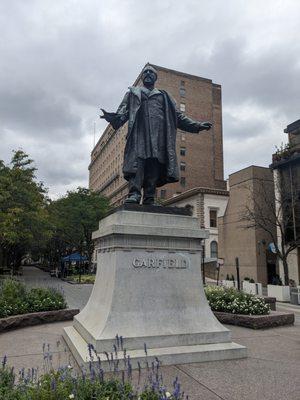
[47,187,109,265]
[0,151,50,271]
[0,150,109,273]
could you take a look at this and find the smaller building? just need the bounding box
[218,166,277,285]
[271,119,300,285]
[163,187,229,273]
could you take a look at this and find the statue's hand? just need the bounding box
[200,122,212,131]
[99,108,108,119]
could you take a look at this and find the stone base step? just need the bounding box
[63,326,247,371]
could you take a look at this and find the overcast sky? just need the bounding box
[0,0,299,198]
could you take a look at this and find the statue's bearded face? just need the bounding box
[142,68,157,87]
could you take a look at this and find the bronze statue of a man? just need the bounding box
[100,65,212,205]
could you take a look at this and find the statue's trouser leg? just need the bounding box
[127,158,145,201]
[143,158,160,204]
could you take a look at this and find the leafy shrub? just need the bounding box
[26,287,67,313]
[205,286,270,315]
[0,279,67,318]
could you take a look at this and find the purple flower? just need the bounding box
[2,355,7,368]
[116,334,120,349]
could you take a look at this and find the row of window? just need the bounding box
[179,80,186,111]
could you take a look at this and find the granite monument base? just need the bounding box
[63,208,246,370]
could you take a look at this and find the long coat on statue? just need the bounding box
[107,86,203,187]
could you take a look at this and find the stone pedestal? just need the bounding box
[63,208,246,369]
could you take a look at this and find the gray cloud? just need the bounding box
[0,0,299,196]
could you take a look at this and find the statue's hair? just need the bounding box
[142,64,158,78]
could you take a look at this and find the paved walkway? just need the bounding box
[1,266,299,400]
[19,266,93,310]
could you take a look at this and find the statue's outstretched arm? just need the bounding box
[100,92,129,130]
[176,109,212,133]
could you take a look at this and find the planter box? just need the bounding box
[221,280,238,288]
[242,281,263,296]
[290,287,300,305]
[214,311,294,329]
[267,285,290,302]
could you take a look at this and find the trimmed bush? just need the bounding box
[0,279,67,318]
[205,286,270,315]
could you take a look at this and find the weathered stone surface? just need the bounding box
[214,311,294,329]
[64,209,246,368]
[0,309,79,333]
[108,203,193,216]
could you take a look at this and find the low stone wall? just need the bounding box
[263,296,276,311]
[214,311,294,329]
[0,309,79,333]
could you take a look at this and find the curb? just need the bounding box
[0,309,79,333]
[214,310,294,329]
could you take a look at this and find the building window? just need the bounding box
[179,87,186,97]
[180,147,186,156]
[160,189,166,199]
[210,241,218,258]
[180,177,186,187]
[180,161,186,171]
[180,103,186,112]
[209,209,217,228]
[180,80,185,86]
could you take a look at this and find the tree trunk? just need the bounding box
[282,257,290,286]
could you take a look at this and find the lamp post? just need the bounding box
[235,257,241,290]
[202,240,206,284]
[79,240,87,284]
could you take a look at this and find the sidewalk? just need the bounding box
[0,317,299,400]
[19,266,93,310]
[1,267,299,399]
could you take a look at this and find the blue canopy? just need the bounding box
[61,252,87,262]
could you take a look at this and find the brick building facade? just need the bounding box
[89,64,226,206]
[218,166,277,285]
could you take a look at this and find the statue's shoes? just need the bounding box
[124,194,141,204]
[142,198,156,205]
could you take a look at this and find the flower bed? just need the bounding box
[205,286,270,315]
[0,279,67,318]
[0,355,183,400]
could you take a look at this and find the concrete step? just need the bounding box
[63,326,247,371]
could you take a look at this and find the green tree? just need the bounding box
[48,188,109,266]
[0,151,51,273]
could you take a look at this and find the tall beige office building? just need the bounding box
[89,64,226,206]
